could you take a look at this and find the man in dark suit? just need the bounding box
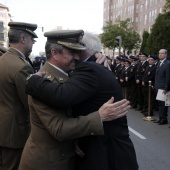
[25,32,138,170]
[0,22,38,170]
[154,49,170,125]
[19,30,129,170]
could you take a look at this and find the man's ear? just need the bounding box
[51,48,56,56]
[20,35,25,44]
[51,48,60,60]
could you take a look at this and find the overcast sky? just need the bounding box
[1,0,104,55]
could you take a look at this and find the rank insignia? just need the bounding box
[47,75,52,79]
[59,77,64,81]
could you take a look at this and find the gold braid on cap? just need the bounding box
[78,35,83,42]
[26,28,34,34]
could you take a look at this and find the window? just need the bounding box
[136,4,139,13]
[144,14,147,25]
[148,26,151,33]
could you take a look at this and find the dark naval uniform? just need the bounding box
[142,64,156,115]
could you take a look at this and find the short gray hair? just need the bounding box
[8,29,31,43]
[45,42,63,60]
[80,32,101,56]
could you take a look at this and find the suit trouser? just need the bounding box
[137,85,144,109]
[122,86,128,99]
[157,100,168,120]
[129,84,137,105]
[141,86,148,111]
[0,146,22,170]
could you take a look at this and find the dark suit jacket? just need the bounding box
[165,62,170,91]
[129,64,138,85]
[114,64,124,82]
[0,48,34,148]
[26,61,138,170]
[135,60,149,83]
[142,65,156,86]
[155,59,170,90]
[19,62,103,170]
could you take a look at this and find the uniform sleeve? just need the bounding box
[26,62,99,108]
[30,96,104,141]
[15,65,34,111]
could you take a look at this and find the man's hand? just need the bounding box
[75,142,85,158]
[163,90,167,94]
[99,97,130,121]
[95,53,111,71]
[34,71,46,77]
[136,80,140,84]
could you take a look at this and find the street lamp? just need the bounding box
[115,36,122,56]
[38,27,44,32]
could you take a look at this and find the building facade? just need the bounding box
[0,3,12,48]
[103,0,166,37]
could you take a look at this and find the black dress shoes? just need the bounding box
[158,119,168,125]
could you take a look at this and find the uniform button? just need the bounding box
[91,132,94,135]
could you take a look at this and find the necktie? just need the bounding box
[157,62,161,70]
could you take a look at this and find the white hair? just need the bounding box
[81,31,102,56]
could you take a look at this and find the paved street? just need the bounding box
[127,108,170,170]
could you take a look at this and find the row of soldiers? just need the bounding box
[110,52,158,116]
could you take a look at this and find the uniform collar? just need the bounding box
[48,62,68,76]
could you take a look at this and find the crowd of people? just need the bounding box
[32,55,47,72]
[109,50,170,126]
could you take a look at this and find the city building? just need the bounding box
[0,3,12,48]
[103,0,166,37]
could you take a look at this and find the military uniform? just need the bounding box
[19,30,104,170]
[0,45,7,56]
[142,64,156,115]
[0,22,37,170]
[135,52,149,111]
[114,57,124,84]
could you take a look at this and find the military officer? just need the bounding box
[128,56,139,108]
[0,21,38,170]
[114,56,123,84]
[141,55,157,116]
[135,52,149,112]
